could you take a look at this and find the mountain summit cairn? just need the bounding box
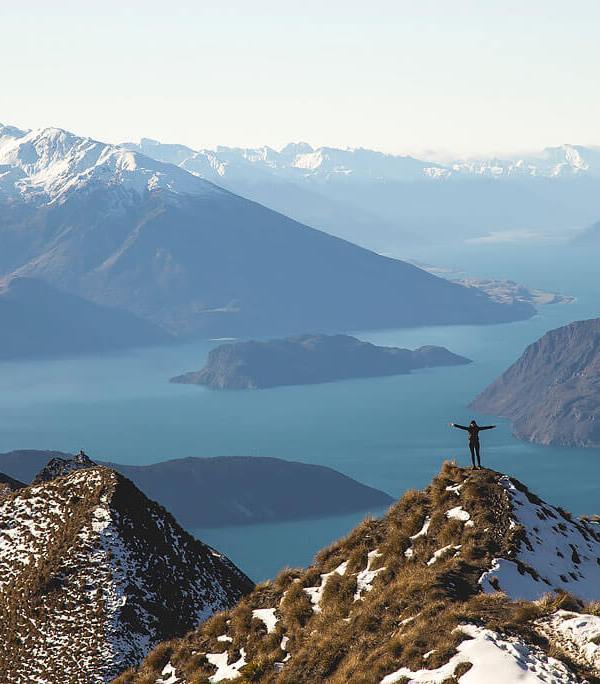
[0,465,253,683]
[33,448,97,483]
[119,462,600,684]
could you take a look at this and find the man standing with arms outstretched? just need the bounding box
[450,420,496,469]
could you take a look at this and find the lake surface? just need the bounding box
[0,240,598,581]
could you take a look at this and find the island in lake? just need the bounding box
[171,333,472,390]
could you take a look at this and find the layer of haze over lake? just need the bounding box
[0,239,598,580]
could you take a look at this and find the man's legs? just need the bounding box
[468,442,476,468]
[475,441,481,468]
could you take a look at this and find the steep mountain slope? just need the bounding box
[471,318,600,446]
[0,276,171,359]
[171,334,471,389]
[0,125,534,337]
[124,138,600,249]
[0,466,253,683]
[0,451,394,527]
[116,463,600,683]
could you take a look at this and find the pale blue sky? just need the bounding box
[1,1,599,156]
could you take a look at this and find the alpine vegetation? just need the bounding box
[115,463,600,683]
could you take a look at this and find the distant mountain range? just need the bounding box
[0,463,252,683]
[0,450,393,527]
[123,137,600,250]
[0,124,533,345]
[125,138,600,182]
[472,318,600,447]
[120,463,600,684]
[172,334,471,389]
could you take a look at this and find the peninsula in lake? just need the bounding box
[171,334,472,390]
[0,451,394,527]
[472,318,600,447]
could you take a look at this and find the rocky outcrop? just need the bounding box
[171,334,472,390]
[33,449,97,483]
[471,318,600,446]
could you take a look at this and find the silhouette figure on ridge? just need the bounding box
[450,420,496,469]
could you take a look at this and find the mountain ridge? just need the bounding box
[121,135,600,250]
[0,464,253,683]
[0,124,534,338]
[115,462,600,683]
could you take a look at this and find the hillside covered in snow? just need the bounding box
[0,465,253,683]
[117,462,600,684]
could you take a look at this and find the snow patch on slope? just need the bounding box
[354,549,385,600]
[304,561,348,613]
[380,624,578,683]
[479,476,600,601]
[536,610,600,674]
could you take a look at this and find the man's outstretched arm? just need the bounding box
[479,425,496,430]
[450,423,469,430]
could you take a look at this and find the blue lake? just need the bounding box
[0,241,598,581]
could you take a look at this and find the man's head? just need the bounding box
[470,420,478,427]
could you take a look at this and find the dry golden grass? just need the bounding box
[116,462,596,684]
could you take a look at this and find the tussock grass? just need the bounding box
[118,462,593,684]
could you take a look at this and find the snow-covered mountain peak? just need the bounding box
[0,125,224,205]
[124,134,600,183]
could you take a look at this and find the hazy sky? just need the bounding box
[1,1,599,156]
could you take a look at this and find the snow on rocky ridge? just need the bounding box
[118,463,600,683]
[0,124,225,205]
[0,464,252,683]
[123,135,600,183]
[479,475,600,601]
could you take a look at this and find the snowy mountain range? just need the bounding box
[124,137,600,182]
[0,123,533,341]
[119,462,600,683]
[122,136,600,251]
[0,124,226,205]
